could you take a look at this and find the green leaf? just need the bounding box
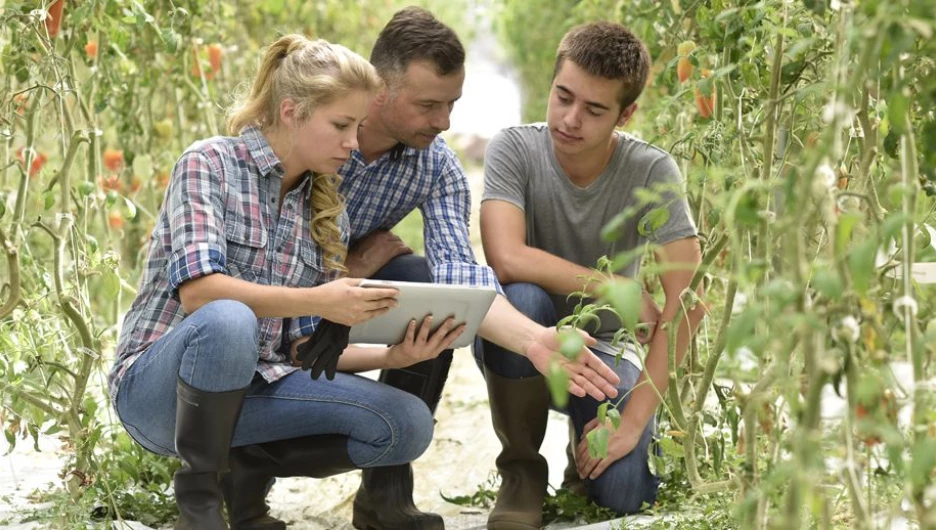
[658,437,685,458]
[597,402,609,425]
[586,427,609,459]
[910,439,936,491]
[101,271,121,299]
[638,207,670,237]
[547,361,569,409]
[607,408,621,430]
[601,280,642,332]
[812,269,843,301]
[725,306,758,355]
[43,190,55,211]
[558,331,585,360]
[835,213,861,256]
[848,239,878,295]
[123,197,138,220]
[888,90,909,135]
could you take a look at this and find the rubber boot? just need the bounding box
[485,369,550,530]
[174,378,248,530]
[560,418,586,496]
[222,435,356,530]
[352,464,444,530]
[350,352,452,530]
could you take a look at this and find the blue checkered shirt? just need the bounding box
[339,138,502,294]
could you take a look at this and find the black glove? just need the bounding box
[296,319,351,381]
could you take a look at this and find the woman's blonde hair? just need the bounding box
[228,35,382,273]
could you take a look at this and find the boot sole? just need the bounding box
[352,511,445,530]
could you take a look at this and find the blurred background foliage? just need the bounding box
[2,0,936,527]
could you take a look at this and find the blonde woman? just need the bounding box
[109,35,463,530]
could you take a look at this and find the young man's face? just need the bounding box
[546,59,634,158]
[376,59,465,149]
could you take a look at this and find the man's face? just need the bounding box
[546,59,632,158]
[377,59,465,149]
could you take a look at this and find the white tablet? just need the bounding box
[349,280,497,349]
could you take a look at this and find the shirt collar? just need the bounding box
[242,126,283,179]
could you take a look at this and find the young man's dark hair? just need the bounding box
[553,21,651,109]
[370,6,465,86]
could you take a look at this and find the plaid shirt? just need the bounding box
[339,138,502,293]
[109,127,347,401]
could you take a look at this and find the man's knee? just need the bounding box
[373,254,430,282]
[503,282,555,325]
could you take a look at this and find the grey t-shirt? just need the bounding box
[482,123,697,361]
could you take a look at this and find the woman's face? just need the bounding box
[290,89,372,174]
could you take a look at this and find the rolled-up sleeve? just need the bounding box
[287,315,319,344]
[421,154,504,295]
[167,150,228,297]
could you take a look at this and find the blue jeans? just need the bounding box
[115,299,434,469]
[473,283,659,515]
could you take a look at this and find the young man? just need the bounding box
[222,8,627,530]
[475,21,704,527]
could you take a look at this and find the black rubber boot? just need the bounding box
[173,378,248,530]
[352,464,444,530]
[222,434,356,530]
[348,351,453,529]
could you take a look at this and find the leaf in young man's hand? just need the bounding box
[558,330,585,360]
[547,360,569,409]
[607,408,622,430]
[597,402,609,425]
[587,427,609,459]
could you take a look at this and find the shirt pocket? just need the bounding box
[293,237,324,287]
[224,217,268,283]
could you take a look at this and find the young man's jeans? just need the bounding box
[115,299,434,469]
[473,282,660,515]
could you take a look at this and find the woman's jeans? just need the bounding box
[474,282,660,515]
[115,299,434,469]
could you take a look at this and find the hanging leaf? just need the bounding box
[547,361,569,409]
[601,279,642,332]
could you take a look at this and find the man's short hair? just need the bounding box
[370,7,465,87]
[554,21,651,110]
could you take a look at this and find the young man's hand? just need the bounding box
[525,327,621,401]
[346,230,413,278]
[575,416,642,480]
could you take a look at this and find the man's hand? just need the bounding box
[385,316,466,369]
[310,278,399,326]
[524,327,621,401]
[575,416,642,480]
[346,230,413,278]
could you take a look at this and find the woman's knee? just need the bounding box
[182,299,259,389]
[363,392,434,467]
[391,394,435,463]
